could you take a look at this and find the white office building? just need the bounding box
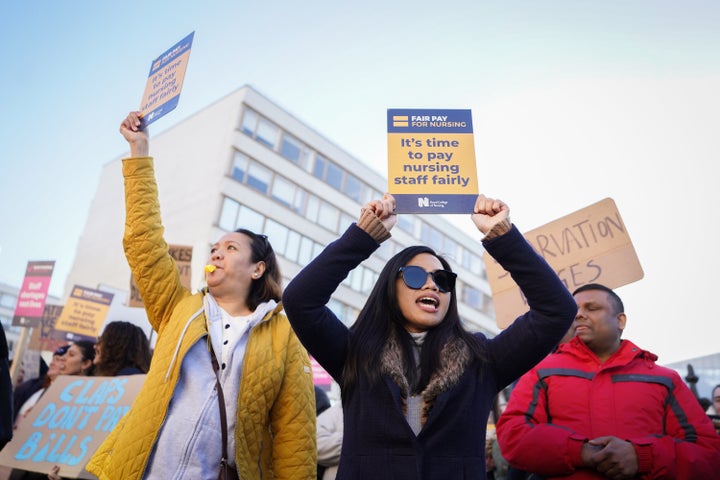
[63,85,498,346]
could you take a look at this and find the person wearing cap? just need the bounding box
[86,112,315,480]
[282,193,577,479]
[496,283,720,479]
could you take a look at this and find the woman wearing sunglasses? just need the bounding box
[283,193,577,480]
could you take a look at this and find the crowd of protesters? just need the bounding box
[0,111,719,480]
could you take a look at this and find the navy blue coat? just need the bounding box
[283,224,576,479]
[0,325,13,451]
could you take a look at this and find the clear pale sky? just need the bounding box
[1,1,719,364]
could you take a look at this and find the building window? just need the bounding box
[462,285,484,310]
[285,230,301,262]
[420,223,443,252]
[255,117,280,149]
[339,212,355,233]
[317,202,339,232]
[247,162,272,194]
[219,197,240,231]
[397,215,416,235]
[443,237,459,261]
[264,219,289,256]
[291,188,307,214]
[313,155,327,180]
[344,173,363,203]
[482,293,494,316]
[305,196,320,223]
[241,109,259,136]
[362,268,377,293]
[325,161,344,190]
[328,298,348,325]
[271,176,296,208]
[375,240,392,261]
[346,268,362,292]
[466,251,484,277]
[218,197,265,233]
[312,241,324,260]
[280,133,311,170]
[231,151,249,182]
[298,237,315,265]
[0,293,16,309]
[237,205,265,233]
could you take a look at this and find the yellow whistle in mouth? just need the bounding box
[204,265,216,273]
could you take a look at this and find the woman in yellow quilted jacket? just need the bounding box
[86,112,317,480]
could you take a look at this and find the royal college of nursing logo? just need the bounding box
[417,197,448,209]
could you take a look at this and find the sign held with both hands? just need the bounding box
[387,108,479,214]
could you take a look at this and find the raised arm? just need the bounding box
[119,112,188,332]
[282,194,395,381]
[476,194,577,388]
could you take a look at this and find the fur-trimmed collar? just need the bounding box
[380,329,471,425]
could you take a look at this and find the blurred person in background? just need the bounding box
[92,321,151,376]
[708,384,720,435]
[12,342,96,426]
[12,346,67,426]
[316,402,343,480]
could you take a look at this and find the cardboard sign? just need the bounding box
[27,304,70,353]
[0,375,145,478]
[387,109,478,213]
[12,260,55,327]
[128,244,193,308]
[484,198,644,328]
[139,31,194,127]
[53,286,114,340]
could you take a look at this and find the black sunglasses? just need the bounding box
[53,345,70,356]
[398,266,457,293]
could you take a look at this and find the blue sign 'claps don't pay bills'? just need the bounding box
[387,109,479,214]
[0,375,146,478]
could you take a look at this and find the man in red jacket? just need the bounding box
[497,283,720,479]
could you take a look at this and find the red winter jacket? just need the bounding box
[497,337,720,479]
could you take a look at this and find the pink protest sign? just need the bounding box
[12,260,55,327]
[310,356,333,386]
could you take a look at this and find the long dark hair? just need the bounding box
[234,228,282,311]
[94,321,151,376]
[341,245,485,398]
[74,340,96,359]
